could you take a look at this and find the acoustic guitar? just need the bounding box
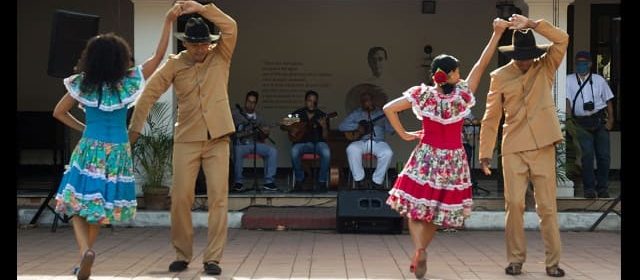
[343,113,387,141]
[281,112,338,142]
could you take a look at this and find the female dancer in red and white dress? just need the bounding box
[383,18,509,279]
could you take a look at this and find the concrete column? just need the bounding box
[131,0,175,105]
[524,0,573,108]
[524,0,575,197]
[131,0,176,194]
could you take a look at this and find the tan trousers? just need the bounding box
[502,144,561,267]
[170,136,230,264]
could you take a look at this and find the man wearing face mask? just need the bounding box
[566,51,614,199]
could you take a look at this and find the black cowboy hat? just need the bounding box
[175,17,219,43]
[498,29,549,60]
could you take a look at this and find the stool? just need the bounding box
[243,153,263,162]
[290,153,328,188]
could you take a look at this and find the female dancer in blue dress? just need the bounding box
[52,4,183,279]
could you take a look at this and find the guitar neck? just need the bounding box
[368,113,386,123]
[235,123,276,139]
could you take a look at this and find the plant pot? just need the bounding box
[143,187,170,210]
[557,180,575,198]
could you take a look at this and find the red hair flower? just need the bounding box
[432,68,448,85]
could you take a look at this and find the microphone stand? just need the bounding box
[589,194,621,231]
[251,121,259,194]
[367,109,376,190]
[311,111,319,193]
[236,105,276,194]
[465,121,489,196]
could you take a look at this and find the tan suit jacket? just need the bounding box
[479,20,569,160]
[129,4,237,142]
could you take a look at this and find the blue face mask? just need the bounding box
[576,61,590,75]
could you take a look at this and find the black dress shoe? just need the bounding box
[371,182,384,190]
[355,179,368,189]
[314,184,328,193]
[263,183,280,192]
[169,260,189,272]
[504,263,522,275]
[203,261,222,275]
[597,191,610,198]
[546,265,565,277]
[231,183,245,193]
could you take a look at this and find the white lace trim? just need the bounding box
[396,173,472,190]
[67,91,142,112]
[64,163,135,183]
[57,184,138,208]
[421,108,473,125]
[63,67,145,112]
[403,83,476,124]
[388,188,472,210]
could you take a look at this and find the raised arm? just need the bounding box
[509,14,569,76]
[141,3,181,79]
[465,18,510,93]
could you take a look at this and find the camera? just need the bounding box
[583,101,595,111]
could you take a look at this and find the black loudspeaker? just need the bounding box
[336,190,403,234]
[47,10,100,78]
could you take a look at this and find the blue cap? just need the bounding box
[575,50,591,60]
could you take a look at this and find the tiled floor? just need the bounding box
[18,227,620,279]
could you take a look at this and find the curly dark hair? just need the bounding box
[74,33,133,106]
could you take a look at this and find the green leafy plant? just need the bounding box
[132,102,173,194]
[557,110,583,184]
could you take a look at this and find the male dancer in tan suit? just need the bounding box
[129,1,236,275]
[479,14,568,277]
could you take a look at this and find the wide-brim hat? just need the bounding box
[498,29,549,60]
[175,33,220,43]
[175,17,220,43]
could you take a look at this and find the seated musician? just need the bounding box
[286,90,331,193]
[338,91,394,189]
[231,91,279,192]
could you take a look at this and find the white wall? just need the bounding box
[17,0,133,164]
[218,0,498,167]
[571,0,620,54]
[18,0,620,170]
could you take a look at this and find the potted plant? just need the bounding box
[132,102,173,210]
[556,110,582,197]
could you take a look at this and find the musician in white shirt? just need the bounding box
[338,92,394,189]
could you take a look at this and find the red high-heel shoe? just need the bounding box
[409,248,427,279]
